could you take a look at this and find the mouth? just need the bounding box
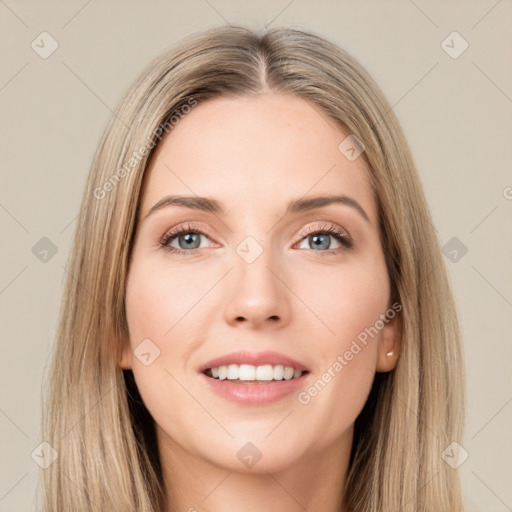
[198,350,311,404]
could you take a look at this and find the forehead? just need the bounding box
[139,93,376,222]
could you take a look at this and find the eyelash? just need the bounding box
[158,222,353,256]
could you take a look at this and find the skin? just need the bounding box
[119,93,401,512]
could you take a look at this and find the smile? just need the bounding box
[198,350,311,405]
[204,363,304,381]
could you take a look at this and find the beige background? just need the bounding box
[1,1,511,510]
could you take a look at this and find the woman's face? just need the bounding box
[120,93,400,473]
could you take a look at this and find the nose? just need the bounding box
[223,248,292,330]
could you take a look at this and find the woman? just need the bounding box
[39,25,466,511]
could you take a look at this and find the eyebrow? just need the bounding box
[143,194,370,223]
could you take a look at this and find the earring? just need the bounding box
[386,351,394,357]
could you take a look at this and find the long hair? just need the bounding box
[38,25,466,511]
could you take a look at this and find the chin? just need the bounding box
[191,431,310,474]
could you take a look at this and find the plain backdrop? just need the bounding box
[0,1,511,511]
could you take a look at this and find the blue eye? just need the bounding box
[159,222,353,256]
[159,224,212,255]
[295,223,353,254]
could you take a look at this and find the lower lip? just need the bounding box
[198,372,309,405]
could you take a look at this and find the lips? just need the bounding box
[197,350,311,405]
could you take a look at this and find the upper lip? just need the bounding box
[198,350,310,373]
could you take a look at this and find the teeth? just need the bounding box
[227,364,239,379]
[207,363,304,381]
[239,364,255,380]
[273,365,284,380]
[256,365,274,381]
[283,366,294,380]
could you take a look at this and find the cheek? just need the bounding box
[123,265,202,435]
[123,256,216,389]
[291,256,388,433]
[124,259,210,349]
[295,254,390,350]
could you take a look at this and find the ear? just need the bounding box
[375,311,401,373]
[117,331,133,370]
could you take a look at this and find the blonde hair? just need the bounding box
[38,25,466,511]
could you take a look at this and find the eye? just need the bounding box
[295,223,353,255]
[159,223,215,255]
